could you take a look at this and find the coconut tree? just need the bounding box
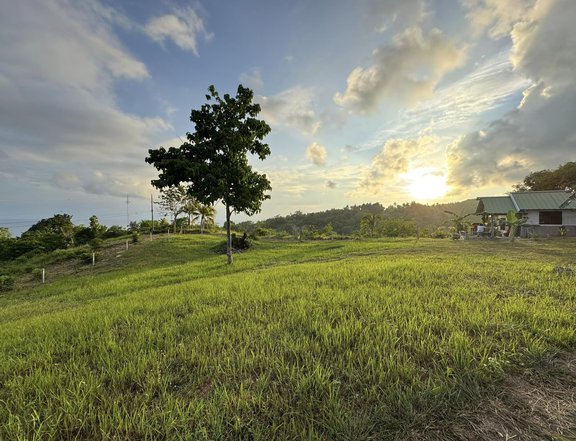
[197,204,216,234]
[180,198,200,231]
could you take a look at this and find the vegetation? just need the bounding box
[236,200,480,238]
[0,235,575,439]
[514,161,576,192]
[0,214,128,261]
[146,84,272,264]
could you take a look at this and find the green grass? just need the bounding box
[1,236,575,439]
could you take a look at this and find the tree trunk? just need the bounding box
[200,217,204,234]
[225,204,233,264]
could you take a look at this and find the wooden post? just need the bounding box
[42,268,45,284]
[126,240,129,250]
[491,214,495,238]
[92,252,95,266]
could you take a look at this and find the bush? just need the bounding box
[430,227,451,239]
[0,275,15,292]
[80,251,100,265]
[31,268,44,281]
[232,232,251,250]
[102,225,127,238]
[131,232,140,243]
[88,238,104,250]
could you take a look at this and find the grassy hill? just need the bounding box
[1,235,575,439]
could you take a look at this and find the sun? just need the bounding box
[406,168,448,200]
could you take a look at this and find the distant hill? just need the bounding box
[237,199,482,235]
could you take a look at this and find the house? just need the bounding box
[476,190,576,238]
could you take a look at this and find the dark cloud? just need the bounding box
[448,0,576,191]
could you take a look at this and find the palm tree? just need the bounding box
[197,204,216,234]
[180,199,200,231]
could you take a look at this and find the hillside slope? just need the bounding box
[239,199,482,235]
[0,235,575,440]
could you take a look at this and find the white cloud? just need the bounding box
[334,27,467,113]
[0,0,172,199]
[461,0,537,38]
[305,143,327,166]
[144,6,212,55]
[239,69,264,91]
[366,0,428,32]
[447,0,576,192]
[258,87,321,135]
[353,136,439,195]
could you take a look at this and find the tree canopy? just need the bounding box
[514,162,576,192]
[146,84,271,263]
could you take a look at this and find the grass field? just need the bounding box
[1,235,575,440]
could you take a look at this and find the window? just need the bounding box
[539,211,562,225]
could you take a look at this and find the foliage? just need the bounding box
[21,214,76,251]
[102,225,127,239]
[506,210,528,242]
[146,84,272,263]
[514,161,576,192]
[197,204,216,234]
[0,275,14,292]
[0,236,575,439]
[444,210,474,233]
[359,214,418,238]
[0,228,10,240]
[156,185,189,233]
[262,200,481,236]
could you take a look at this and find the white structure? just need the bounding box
[476,190,576,238]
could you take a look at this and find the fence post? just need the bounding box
[126,239,129,250]
[42,268,45,284]
[92,252,95,266]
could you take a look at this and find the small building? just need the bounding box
[476,190,576,238]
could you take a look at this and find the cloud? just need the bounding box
[366,0,428,32]
[305,143,327,166]
[0,0,172,199]
[354,137,438,195]
[239,69,264,91]
[461,0,537,38]
[326,180,337,189]
[144,6,212,55]
[258,87,321,135]
[334,27,466,113]
[447,0,576,192]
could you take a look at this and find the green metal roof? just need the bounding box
[475,196,516,214]
[477,191,576,214]
[510,190,573,210]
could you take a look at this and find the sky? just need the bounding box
[1,0,575,235]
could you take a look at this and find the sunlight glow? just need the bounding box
[406,168,448,200]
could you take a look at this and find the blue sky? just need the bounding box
[1,0,575,235]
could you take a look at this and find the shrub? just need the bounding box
[80,251,100,265]
[0,275,15,292]
[232,233,251,250]
[131,232,140,243]
[88,238,104,250]
[31,268,44,281]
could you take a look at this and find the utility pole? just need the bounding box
[150,194,154,238]
[126,194,130,229]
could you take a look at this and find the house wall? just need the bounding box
[523,210,576,226]
[520,210,576,238]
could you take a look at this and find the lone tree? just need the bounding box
[146,84,272,263]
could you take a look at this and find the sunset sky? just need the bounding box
[1,0,574,234]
